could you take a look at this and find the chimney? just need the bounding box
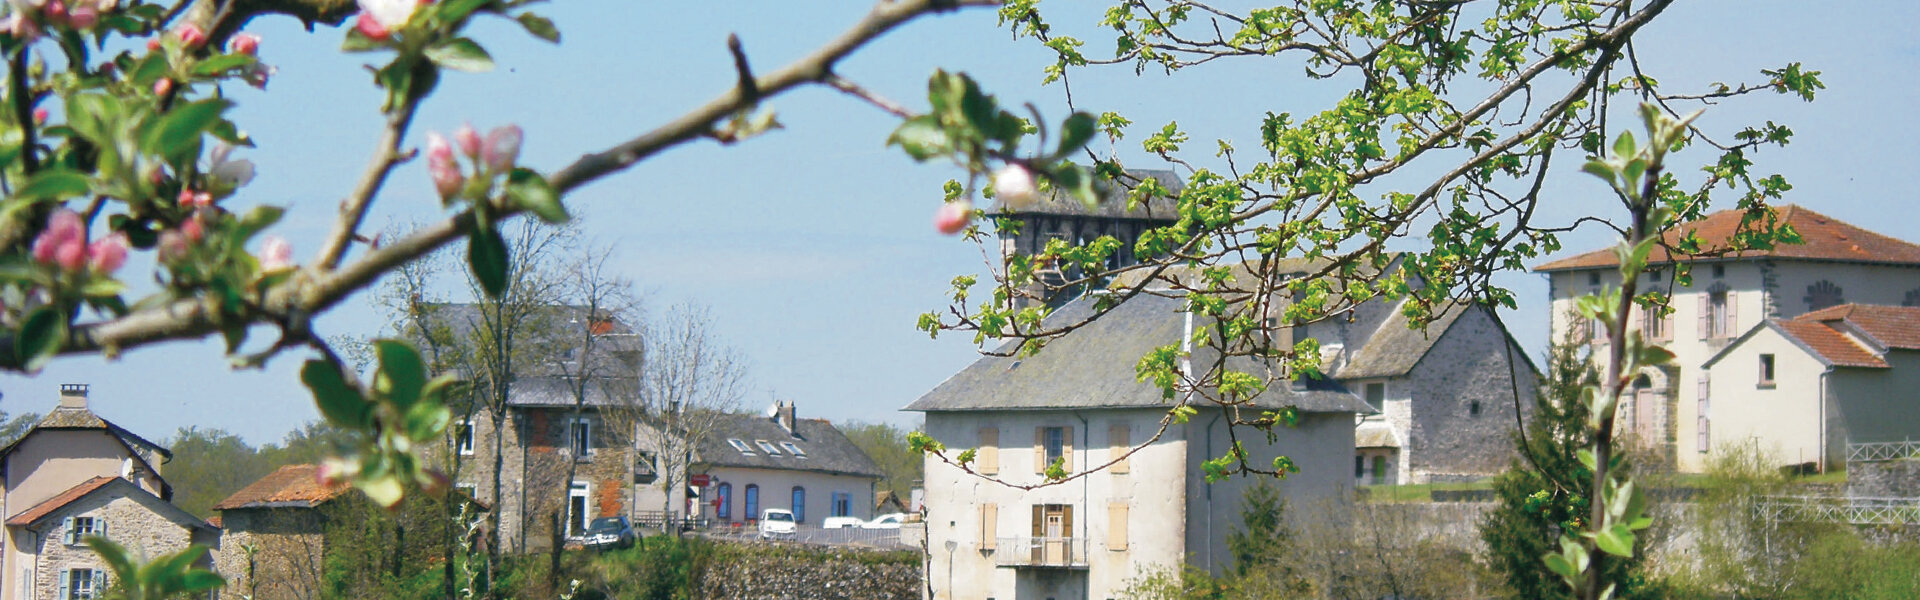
[777,401,797,436]
[59,384,89,409]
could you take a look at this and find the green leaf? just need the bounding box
[467,228,510,298]
[374,340,427,409]
[516,13,561,43]
[14,170,91,200]
[1054,112,1097,158]
[504,168,567,223]
[301,359,371,429]
[425,38,495,72]
[15,307,65,372]
[359,474,405,509]
[234,205,285,240]
[141,99,232,161]
[436,0,491,23]
[887,115,950,161]
[189,54,255,77]
[405,401,452,441]
[1595,524,1635,557]
[1612,130,1636,158]
[341,28,382,52]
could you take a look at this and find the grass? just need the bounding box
[1359,480,1493,503]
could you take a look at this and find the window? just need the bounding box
[755,440,782,456]
[455,483,477,502]
[59,568,103,600]
[1354,455,1366,480]
[780,442,806,457]
[1696,374,1711,453]
[567,482,590,536]
[977,427,1000,475]
[1905,288,1920,307]
[1804,280,1845,312]
[456,419,475,455]
[1587,271,1601,286]
[744,484,760,520]
[1642,305,1671,342]
[1758,354,1776,387]
[716,483,732,520]
[1469,400,1482,417]
[727,438,755,456]
[1648,268,1664,283]
[62,516,103,545]
[1042,427,1066,469]
[569,418,591,457]
[791,487,806,523]
[1364,382,1385,410]
[1700,286,1735,339]
[1370,456,1387,485]
[831,492,852,517]
[1712,264,1725,278]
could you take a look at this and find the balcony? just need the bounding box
[992,537,1089,569]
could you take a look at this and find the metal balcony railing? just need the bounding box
[992,537,1089,568]
[1847,440,1920,463]
[1755,496,1920,526]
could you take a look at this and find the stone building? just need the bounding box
[691,405,885,528]
[1536,205,1920,471]
[993,169,1181,308]
[1700,304,1920,469]
[0,385,209,600]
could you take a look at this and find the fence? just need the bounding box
[1755,496,1920,526]
[990,537,1089,568]
[635,510,709,532]
[1847,440,1920,463]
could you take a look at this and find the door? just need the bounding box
[1037,504,1072,564]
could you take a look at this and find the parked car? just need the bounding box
[758,508,797,539]
[863,513,906,529]
[582,516,636,550]
[822,516,866,529]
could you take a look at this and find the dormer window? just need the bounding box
[755,440,782,456]
[727,438,755,456]
[780,442,806,457]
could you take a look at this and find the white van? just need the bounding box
[758,508,797,539]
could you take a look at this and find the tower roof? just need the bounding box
[1534,205,1920,272]
[991,169,1183,221]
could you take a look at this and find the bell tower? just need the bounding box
[993,169,1182,307]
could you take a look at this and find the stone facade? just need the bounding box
[453,405,638,553]
[1401,308,1540,482]
[697,545,919,600]
[1848,459,1920,498]
[17,485,212,600]
[213,508,326,600]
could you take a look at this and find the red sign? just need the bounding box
[690,474,712,487]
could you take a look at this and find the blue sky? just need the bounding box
[2,1,1915,446]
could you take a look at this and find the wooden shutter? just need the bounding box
[57,570,68,600]
[1107,504,1129,550]
[96,518,106,541]
[977,427,999,475]
[980,503,998,550]
[61,517,75,545]
[1062,505,1074,539]
[1697,374,1712,453]
[1109,423,1130,474]
[1062,427,1074,472]
[1034,427,1046,473]
[1726,291,1737,336]
[1031,505,1044,537]
[1698,293,1710,340]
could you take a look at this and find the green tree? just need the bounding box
[839,420,925,499]
[163,426,272,517]
[0,410,40,447]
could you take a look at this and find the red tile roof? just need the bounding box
[1535,205,1920,271]
[212,465,350,510]
[6,476,119,526]
[1775,320,1888,368]
[1796,304,1920,351]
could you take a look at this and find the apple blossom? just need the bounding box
[208,143,256,187]
[258,236,293,271]
[354,0,420,41]
[242,63,276,90]
[228,32,259,55]
[86,234,127,274]
[144,36,159,51]
[31,210,85,267]
[152,78,173,96]
[425,131,463,198]
[66,3,94,29]
[483,124,521,172]
[157,231,189,263]
[454,122,481,159]
[934,200,974,235]
[173,22,205,47]
[178,188,213,208]
[42,1,64,26]
[2,13,40,42]
[993,164,1037,208]
[31,108,46,124]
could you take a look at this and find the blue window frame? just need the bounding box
[831,492,852,517]
[744,484,760,520]
[716,483,732,520]
[791,486,807,523]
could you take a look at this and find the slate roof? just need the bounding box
[1355,423,1401,449]
[6,476,213,531]
[695,415,884,479]
[22,406,171,460]
[991,169,1183,220]
[1534,205,1920,271]
[503,376,635,408]
[1340,301,1472,379]
[409,303,643,379]
[906,294,1373,414]
[212,464,351,510]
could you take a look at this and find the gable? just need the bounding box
[3,429,166,513]
[6,476,211,533]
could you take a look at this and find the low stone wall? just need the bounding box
[1849,459,1920,498]
[698,544,923,600]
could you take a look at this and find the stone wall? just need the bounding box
[213,508,327,600]
[1404,307,1537,482]
[1849,459,1920,498]
[697,545,921,600]
[34,490,199,600]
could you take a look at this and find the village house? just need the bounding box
[690,404,885,529]
[1535,205,1920,471]
[0,385,214,600]
[1700,304,1920,469]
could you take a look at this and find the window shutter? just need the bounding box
[1697,373,1712,453]
[1062,427,1074,472]
[977,427,999,475]
[1031,505,1044,538]
[1109,424,1130,474]
[1726,290,1737,336]
[93,571,107,596]
[1033,427,1046,474]
[57,570,69,600]
[1062,505,1074,539]
[980,503,997,550]
[96,518,107,541]
[1107,504,1129,550]
[1698,293,1710,340]
[62,517,75,545]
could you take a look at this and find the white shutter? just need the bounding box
[1697,293,1710,340]
[62,517,75,545]
[93,571,107,597]
[57,570,68,600]
[1726,290,1737,336]
[1697,373,1712,452]
[95,518,107,541]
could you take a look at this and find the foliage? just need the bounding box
[161,426,272,517]
[0,409,39,447]
[85,536,224,600]
[838,420,926,499]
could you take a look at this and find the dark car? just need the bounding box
[582,516,637,550]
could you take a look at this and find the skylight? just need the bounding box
[781,442,807,457]
[755,440,782,456]
[727,438,755,455]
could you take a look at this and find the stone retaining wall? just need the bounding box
[697,544,923,600]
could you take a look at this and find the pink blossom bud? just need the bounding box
[482,125,521,172]
[32,108,46,124]
[43,1,67,27]
[145,37,160,52]
[258,236,292,271]
[32,210,85,266]
[54,240,86,272]
[933,200,974,235]
[354,11,391,41]
[181,217,204,242]
[316,457,355,485]
[157,230,189,263]
[153,78,173,96]
[454,122,481,159]
[66,5,96,29]
[173,23,205,47]
[228,32,259,55]
[425,132,464,198]
[86,234,127,273]
[993,165,1037,208]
